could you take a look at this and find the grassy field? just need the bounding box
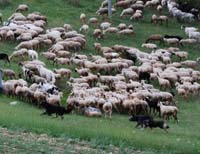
[0,0,200,153]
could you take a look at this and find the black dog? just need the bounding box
[40,101,73,119]
[0,53,10,63]
[144,120,169,132]
[129,115,153,128]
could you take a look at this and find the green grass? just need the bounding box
[0,0,200,153]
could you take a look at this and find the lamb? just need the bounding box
[158,102,178,122]
[27,50,38,60]
[151,14,158,24]
[80,13,86,23]
[93,29,104,40]
[103,102,112,118]
[79,24,89,33]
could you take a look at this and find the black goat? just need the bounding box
[0,53,10,64]
[129,115,153,128]
[40,101,73,119]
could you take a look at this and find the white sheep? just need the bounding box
[158,102,178,121]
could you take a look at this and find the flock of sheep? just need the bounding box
[0,0,200,128]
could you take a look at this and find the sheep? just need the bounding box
[114,0,133,9]
[36,65,56,84]
[188,31,200,41]
[54,57,70,65]
[145,34,163,44]
[164,38,180,46]
[31,75,47,84]
[100,22,111,30]
[180,39,197,45]
[141,43,157,50]
[75,68,90,76]
[46,94,61,106]
[41,52,56,61]
[27,50,38,60]
[54,68,71,77]
[118,23,127,30]
[103,102,112,118]
[118,29,134,35]
[158,102,178,122]
[55,50,70,58]
[96,7,116,16]
[157,74,171,90]
[80,13,86,23]
[158,15,168,25]
[15,41,33,50]
[120,8,134,17]
[130,12,143,21]
[173,51,188,60]
[181,60,198,69]
[15,4,29,12]
[103,27,118,34]
[79,24,89,33]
